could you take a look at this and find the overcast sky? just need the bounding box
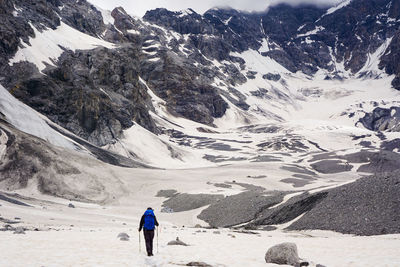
[88,0,344,17]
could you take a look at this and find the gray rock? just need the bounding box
[359,107,400,132]
[265,242,300,266]
[13,227,26,234]
[186,262,212,267]
[68,203,75,208]
[263,73,281,81]
[167,237,188,246]
[117,232,130,241]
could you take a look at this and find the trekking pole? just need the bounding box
[139,230,141,253]
[157,226,159,253]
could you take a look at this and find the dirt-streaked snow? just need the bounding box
[0,85,77,149]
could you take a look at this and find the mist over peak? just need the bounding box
[88,0,344,17]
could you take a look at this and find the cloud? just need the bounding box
[88,0,344,17]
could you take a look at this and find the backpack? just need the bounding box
[143,209,155,230]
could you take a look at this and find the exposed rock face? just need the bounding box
[141,51,228,125]
[59,0,105,37]
[7,46,157,146]
[360,107,400,132]
[143,0,400,82]
[265,242,300,266]
[380,31,400,89]
[1,0,400,149]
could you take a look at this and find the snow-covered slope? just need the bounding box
[2,0,400,170]
[9,22,114,72]
[0,84,77,149]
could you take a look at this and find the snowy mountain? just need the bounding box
[1,1,400,263]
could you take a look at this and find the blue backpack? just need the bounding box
[143,209,155,230]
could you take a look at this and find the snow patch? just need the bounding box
[357,37,393,76]
[96,6,115,25]
[325,0,352,16]
[0,129,8,160]
[127,29,140,35]
[9,22,114,72]
[297,26,325,38]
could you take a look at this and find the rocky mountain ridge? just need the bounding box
[0,0,400,166]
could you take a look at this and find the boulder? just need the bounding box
[117,232,130,241]
[265,242,300,266]
[186,262,212,266]
[68,203,75,208]
[167,237,188,246]
[13,227,26,234]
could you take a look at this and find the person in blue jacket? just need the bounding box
[139,207,159,256]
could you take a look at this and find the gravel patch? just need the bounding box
[280,178,311,188]
[310,160,353,174]
[213,183,232,189]
[198,190,285,227]
[287,170,400,235]
[308,152,337,162]
[281,165,316,175]
[292,174,316,180]
[250,155,282,162]
[156,189,178,198]
[354,151,400,173]
[245,192,328,228]
[162,193,224,212]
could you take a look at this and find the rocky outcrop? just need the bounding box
[7,45,157,146]
[265,243,300,266]
[380,31,400,90]
[359,107,400,132]
[140,51,228,126]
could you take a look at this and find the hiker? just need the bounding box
[139,207,159,256]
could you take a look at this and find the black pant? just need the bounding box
[143,229,155,255]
